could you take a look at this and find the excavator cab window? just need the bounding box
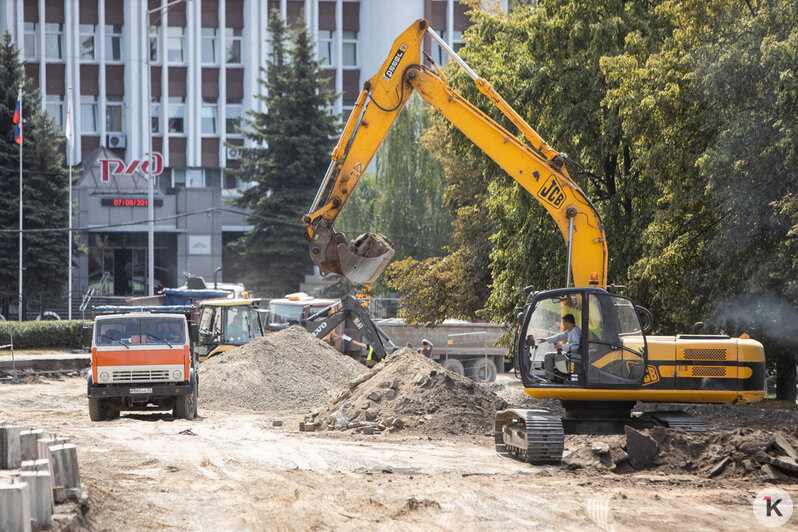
[585,293,646,387]
[522,293,584,385]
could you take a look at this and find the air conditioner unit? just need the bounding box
[226,146,240,160]
[107,133,127,149]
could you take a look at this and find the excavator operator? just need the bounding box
[539,314,581,382]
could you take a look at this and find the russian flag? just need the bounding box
[13,88,22,146]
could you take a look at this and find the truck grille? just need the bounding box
[112,369,170,382]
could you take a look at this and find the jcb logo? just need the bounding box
[642,366,660,386]
[537,176,566,208]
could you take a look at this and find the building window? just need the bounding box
[226,99,242,135]
[225,28,242,64]
[452,30,465,53]
[106,96,123,133]
[46,94,64,129]
[24,22,37,58]
[205,168,221,188]
[168,97,185,134]
[149,25,160,62]
[201,28,217,64]
[168,27,185,64]
[81,95,98,133]
[186,168,203,188]
[171,168,186,187]
[45,23,63,60]
[78,24,96,60]
[151,97,160,134]
[342,31,357,67]
[201,99,218,135]
[318,30,333,67]
[105,24,122,61]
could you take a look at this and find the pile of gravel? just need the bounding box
[200,326,366,413]
[313,347,507,436]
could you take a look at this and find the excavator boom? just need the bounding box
[304,19,607,288]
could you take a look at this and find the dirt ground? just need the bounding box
[2,374,796,531]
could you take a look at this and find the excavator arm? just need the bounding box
[303,19,607,288]
[302,295,396,362]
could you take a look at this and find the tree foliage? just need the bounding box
[384,1,798,395]
[601,0,798,398]
[0,32,72,316]
[229,14,336,296]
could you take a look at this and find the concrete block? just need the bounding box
[50,444,80,490]
[20,459,50,472]
[0,426,25,469]
[0,481,32,532]
[20,471,53,527]
[19,429,43,462]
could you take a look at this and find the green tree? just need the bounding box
[601,0,798,398]
[389,2,662,324]
[229,14,336,296]
[0,32,71,318]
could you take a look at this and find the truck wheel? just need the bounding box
[89,398,107,421]
[465,358,497,383]
[174,380,197,420]
[441,358,465,376]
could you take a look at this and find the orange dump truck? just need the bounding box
[87,305,199,421]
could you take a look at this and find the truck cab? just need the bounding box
[265,292,337,332]
[88,306,198,420]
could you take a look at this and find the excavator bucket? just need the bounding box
[309,223,395,284]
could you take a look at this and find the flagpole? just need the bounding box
[67,86,73,320]
[17,83,23,323]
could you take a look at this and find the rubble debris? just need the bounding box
[625,426,658,470]
[563,426,798,481]
[312,348,507,437]
[201,326,365,412]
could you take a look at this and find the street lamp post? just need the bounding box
[146,0,189,296]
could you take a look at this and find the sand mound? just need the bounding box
[311,347,507,436]
[200,326,366,412]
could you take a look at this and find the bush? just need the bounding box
[0,320,90,350]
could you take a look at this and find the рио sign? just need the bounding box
[99,152,164,183]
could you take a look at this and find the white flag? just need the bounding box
[65,94,74,153]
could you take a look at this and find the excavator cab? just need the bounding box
[519,288,647,390]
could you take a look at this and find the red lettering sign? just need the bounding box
[98,152,164,183]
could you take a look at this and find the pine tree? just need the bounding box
[0,32,71,318]
[229,14,336,296]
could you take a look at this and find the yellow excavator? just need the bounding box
[303,20,766,463]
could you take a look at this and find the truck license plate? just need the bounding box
[129,387,152,394]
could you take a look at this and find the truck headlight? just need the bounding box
[100,372,110,382]
[172,370,182,380]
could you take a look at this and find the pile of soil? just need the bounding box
[564,426,798,482]
[310,347,507,437]
[200,326,365,412]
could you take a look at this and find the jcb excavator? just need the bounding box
[303,20,765,463]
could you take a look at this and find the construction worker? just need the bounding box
[419,339,433,358]
[332,333,384,364]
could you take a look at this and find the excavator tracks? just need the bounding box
[495,408,564,464]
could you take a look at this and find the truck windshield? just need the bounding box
[267,303,305,326]
[96,318,185,346]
